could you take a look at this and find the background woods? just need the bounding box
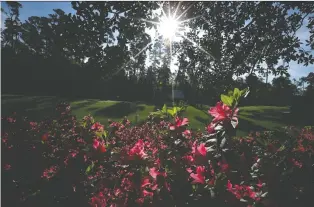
[1,1,314,105]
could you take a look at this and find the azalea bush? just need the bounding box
[2,88,314,207]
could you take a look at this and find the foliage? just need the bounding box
[1,1,313,105]
[2,88,314,207]
[150,103,187,120]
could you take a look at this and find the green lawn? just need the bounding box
[1,94,291,136]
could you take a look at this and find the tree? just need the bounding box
[176,1,314,95]
[272,74,298,105]
[1,1,22,51]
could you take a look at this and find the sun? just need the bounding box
[157,16,179,40]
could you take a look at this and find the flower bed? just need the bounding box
[2,89,314,207]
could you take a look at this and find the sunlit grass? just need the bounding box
[2,94,291,136]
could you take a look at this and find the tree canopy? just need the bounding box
[1,1,313,104]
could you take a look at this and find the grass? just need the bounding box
[2,94,291,136]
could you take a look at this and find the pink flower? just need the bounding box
[206,123,215,134]
[128,139,147,160]
[227,180,232,191]
[190,166,205,184]
[90,192,106,207]
[208,102,239,125]
[149,167,166,179]
[291,158,303,168]
[42,133,49,141]
[136,198,144,205]
[169,117,189,130]
[183,155,194,163]
[192,142,207,157]
[99,144,106,153]
[218,161,229,172]
[41,165,58,180]
[29,121,38,130]
[93,139,100,149]
[257,179,263,189]
[209,178,215,186]
[7,117,16,123]
[245,186,256,199]
[93,139,106,153]
[4,164,11,170]
[91,122,104,131]
[141,177,151,188]
[142,189,153,197]
[183,130,192,138]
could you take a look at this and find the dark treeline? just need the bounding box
[1,1,314,106]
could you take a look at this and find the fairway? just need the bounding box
[1,94,290,136]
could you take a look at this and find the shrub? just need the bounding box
[2,89,314,207]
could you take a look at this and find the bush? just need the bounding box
[2,89,314,207]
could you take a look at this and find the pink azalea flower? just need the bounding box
[291,158,303,168]
[206,123,216,134]
[93,139,100,150]
[227,180,232,191]
[128,139,147,160]
[91,122,104,131]
[183,155,194,163]
[93,139,106,153]
[183,129,192,138]
[257,179,263,189]
[192,142,207,157]
[142,189,153,197]
[41,165,58,180]
[218,161,229,172]
[169,117,189,130]
[186,167,193,173]
[42,133,49,141]
[4,164,11,170]
[141,177,151,188]
[190,166,205,184]
[149,167,166,179]
[208,102,239,126]
[99,144,106,153]
[7,117,16,123]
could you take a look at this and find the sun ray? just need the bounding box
[179,15,203,24]
[175,2,195,22]
[110,37,159,78]
[173,1,182,19]
[133,41,155,59]
[168,2,171,19]
[139,18,160,26]
[159,2,168,18]
[177,32,216,60]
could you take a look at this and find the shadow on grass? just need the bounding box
[2,96,63,121]
[195,116,211,125]
[241,110,295,126]
[237,118,267,134]
[71,100,99,111]
[93,102,145,118]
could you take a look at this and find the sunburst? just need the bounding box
[111,2,215,86]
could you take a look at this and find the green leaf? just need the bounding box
[85,162,95,175]
[96,131,103,137]
[228,90,233,96]
[103,130,108,138]
[162,104,167,113]
[233,88,240,101]
[277,145,285,152]
[167,109,174,117]
[167,107,179,117]
[240,88,250,98]
[221,94,233,106]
